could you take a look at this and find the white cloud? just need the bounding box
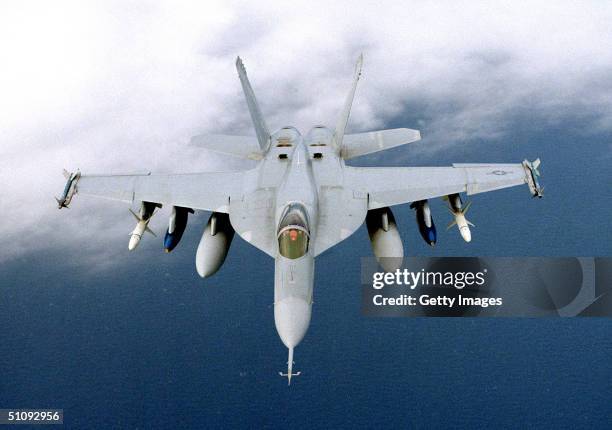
[1,0,611,261]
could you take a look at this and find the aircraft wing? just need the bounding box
[345,162,537,210]
[75,171,246,213]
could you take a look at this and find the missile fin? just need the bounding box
[534,186,544,197]
[381,211,389,232]
[533,158,541,169]
[129,208,142,222]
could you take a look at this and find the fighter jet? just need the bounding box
[57,55,543,384]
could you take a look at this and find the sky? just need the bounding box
[1,0,612,262]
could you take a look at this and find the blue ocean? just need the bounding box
[1,125,611,428]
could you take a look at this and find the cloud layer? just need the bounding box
[1,0,611,260]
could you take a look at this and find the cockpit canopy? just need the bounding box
[277,203,310,259]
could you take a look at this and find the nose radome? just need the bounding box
[274,296,312,348]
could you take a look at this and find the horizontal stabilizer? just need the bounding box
[190,134,263,160]
[341,128,421,159]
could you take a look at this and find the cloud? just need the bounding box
[1,0,611,261]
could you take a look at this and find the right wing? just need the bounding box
[346,161,541,210]
[75,171,246,213]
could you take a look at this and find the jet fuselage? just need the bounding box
[264,126,338,361]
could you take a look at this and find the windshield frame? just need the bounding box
[277,203,311,259]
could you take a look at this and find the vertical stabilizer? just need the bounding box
[236,57,270,151]
[334,53,363,150]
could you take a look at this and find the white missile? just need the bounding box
[450,209,473,242]
[127,204,157,251]
[128,221,148,250]
[446,195,474,243]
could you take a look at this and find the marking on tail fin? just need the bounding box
[236,57,270,151]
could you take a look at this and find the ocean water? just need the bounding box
[1,126,611,428]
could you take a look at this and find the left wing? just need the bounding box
[345,160,541,210]
[74,171,246,213]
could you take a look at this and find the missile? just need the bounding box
[446,194,474,242]
[522,158,544,198]
[410,200,437,246]
[55,169,80,209]
[128,219,156,251]
[127,202,158,251]
[163,206,194,252]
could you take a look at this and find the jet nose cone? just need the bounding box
[274,297,312,349]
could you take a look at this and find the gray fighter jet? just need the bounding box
[58,55,543,384]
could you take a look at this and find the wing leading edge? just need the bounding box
[75,171,246,213]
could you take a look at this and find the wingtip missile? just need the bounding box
[56,169,81,209]
[523,159,544,198]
